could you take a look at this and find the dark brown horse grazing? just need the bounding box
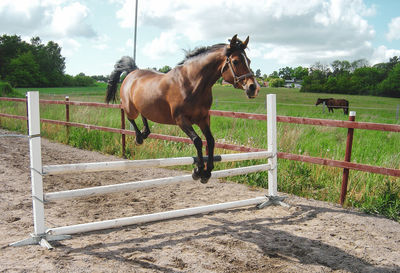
[316,98,349,115]
[106,35,260,183]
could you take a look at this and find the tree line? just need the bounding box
[0,34,95,87]
[261,58,400,98]
[299,58,400,98]
[2,34,399,98]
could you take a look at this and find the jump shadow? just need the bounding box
[55,201,399,273]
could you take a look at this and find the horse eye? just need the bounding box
[233,59,239,65]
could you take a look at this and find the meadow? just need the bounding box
[1,83,399,221]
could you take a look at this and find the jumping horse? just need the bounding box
[106,35,260,183]
[316,98,349,115]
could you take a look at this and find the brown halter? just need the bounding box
[221,52,254,88]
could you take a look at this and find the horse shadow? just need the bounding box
[56,202,399,273]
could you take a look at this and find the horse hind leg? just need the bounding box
[128,118,144,145]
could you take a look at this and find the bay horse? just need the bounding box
[106,35,260,183]
[316,98,349,114]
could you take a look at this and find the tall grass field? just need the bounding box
[1,83,399,221]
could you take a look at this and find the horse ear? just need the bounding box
[243,36,249,48]
[229,34,238,48]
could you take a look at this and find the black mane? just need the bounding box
[178,43,226,65]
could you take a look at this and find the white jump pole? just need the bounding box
[47,196,268,236]
[44,164,271,201]
[42,151,273,175]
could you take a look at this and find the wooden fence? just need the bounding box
[1,95,399,205]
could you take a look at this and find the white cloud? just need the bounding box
[371,45,400,65]
[116,0,376,66]
[386,17,400,41]
[50,2,96,38]
[0,0,96,39]
[142,32,180,60]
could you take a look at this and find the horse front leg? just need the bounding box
[141,116,150,139]
[199,119,214,184]
[176,118,205,181]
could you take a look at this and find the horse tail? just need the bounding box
[106,56,138,103]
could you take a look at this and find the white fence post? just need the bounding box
[27,91,46,235]
[10,91,70,249]
[267,94,277,196]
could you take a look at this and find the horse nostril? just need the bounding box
[249,84,256,92]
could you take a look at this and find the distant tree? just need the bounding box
[255,69,261,78]
[331,60,351,76]
[5,51,40,87]
[351,59,369,71]
[278,66,294,80]
[73,73,95,86]
[269,71,279,78]
[377,63,400,97]
[293,66,309,80]
[269,78,285,87]
[159,65,172,73]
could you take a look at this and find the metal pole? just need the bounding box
[133,0,138,62]
[340,111,356,206]
[322,101,326,113]
[396,104,399,122]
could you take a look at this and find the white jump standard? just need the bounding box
[10,92,284,249]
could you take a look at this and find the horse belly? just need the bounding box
[133,89,175,124]
[141,100,175,125]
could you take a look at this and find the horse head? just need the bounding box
[221,35,260,99]
[316,98,323,106]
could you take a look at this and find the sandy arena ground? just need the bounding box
[1,128,399,272]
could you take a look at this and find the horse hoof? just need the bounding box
[200,171,211,184]
[192,168,201,180]
[200,177,210,184]
[135,137,143,145]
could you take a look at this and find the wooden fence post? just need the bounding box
[121,108,126,158]
[65,96,70,141]
[340,111,356,205]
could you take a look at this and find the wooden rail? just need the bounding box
[1,96,399,206]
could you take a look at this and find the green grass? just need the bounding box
[2,84,400,221]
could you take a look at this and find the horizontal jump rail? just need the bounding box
[43,151,272,175]
[44,164,271,201]
[46,196,268,236]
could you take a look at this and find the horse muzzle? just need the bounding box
[245,83,259,99]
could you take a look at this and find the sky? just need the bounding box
[1,0,400,77]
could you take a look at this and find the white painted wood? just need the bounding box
[27,91,46,235]
[15,92,279,248]
[42,151,273,175]
[44,164,271,201]
[267,94,278,196]
[46,196,268,235]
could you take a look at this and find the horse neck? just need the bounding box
[184,50,225,91]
